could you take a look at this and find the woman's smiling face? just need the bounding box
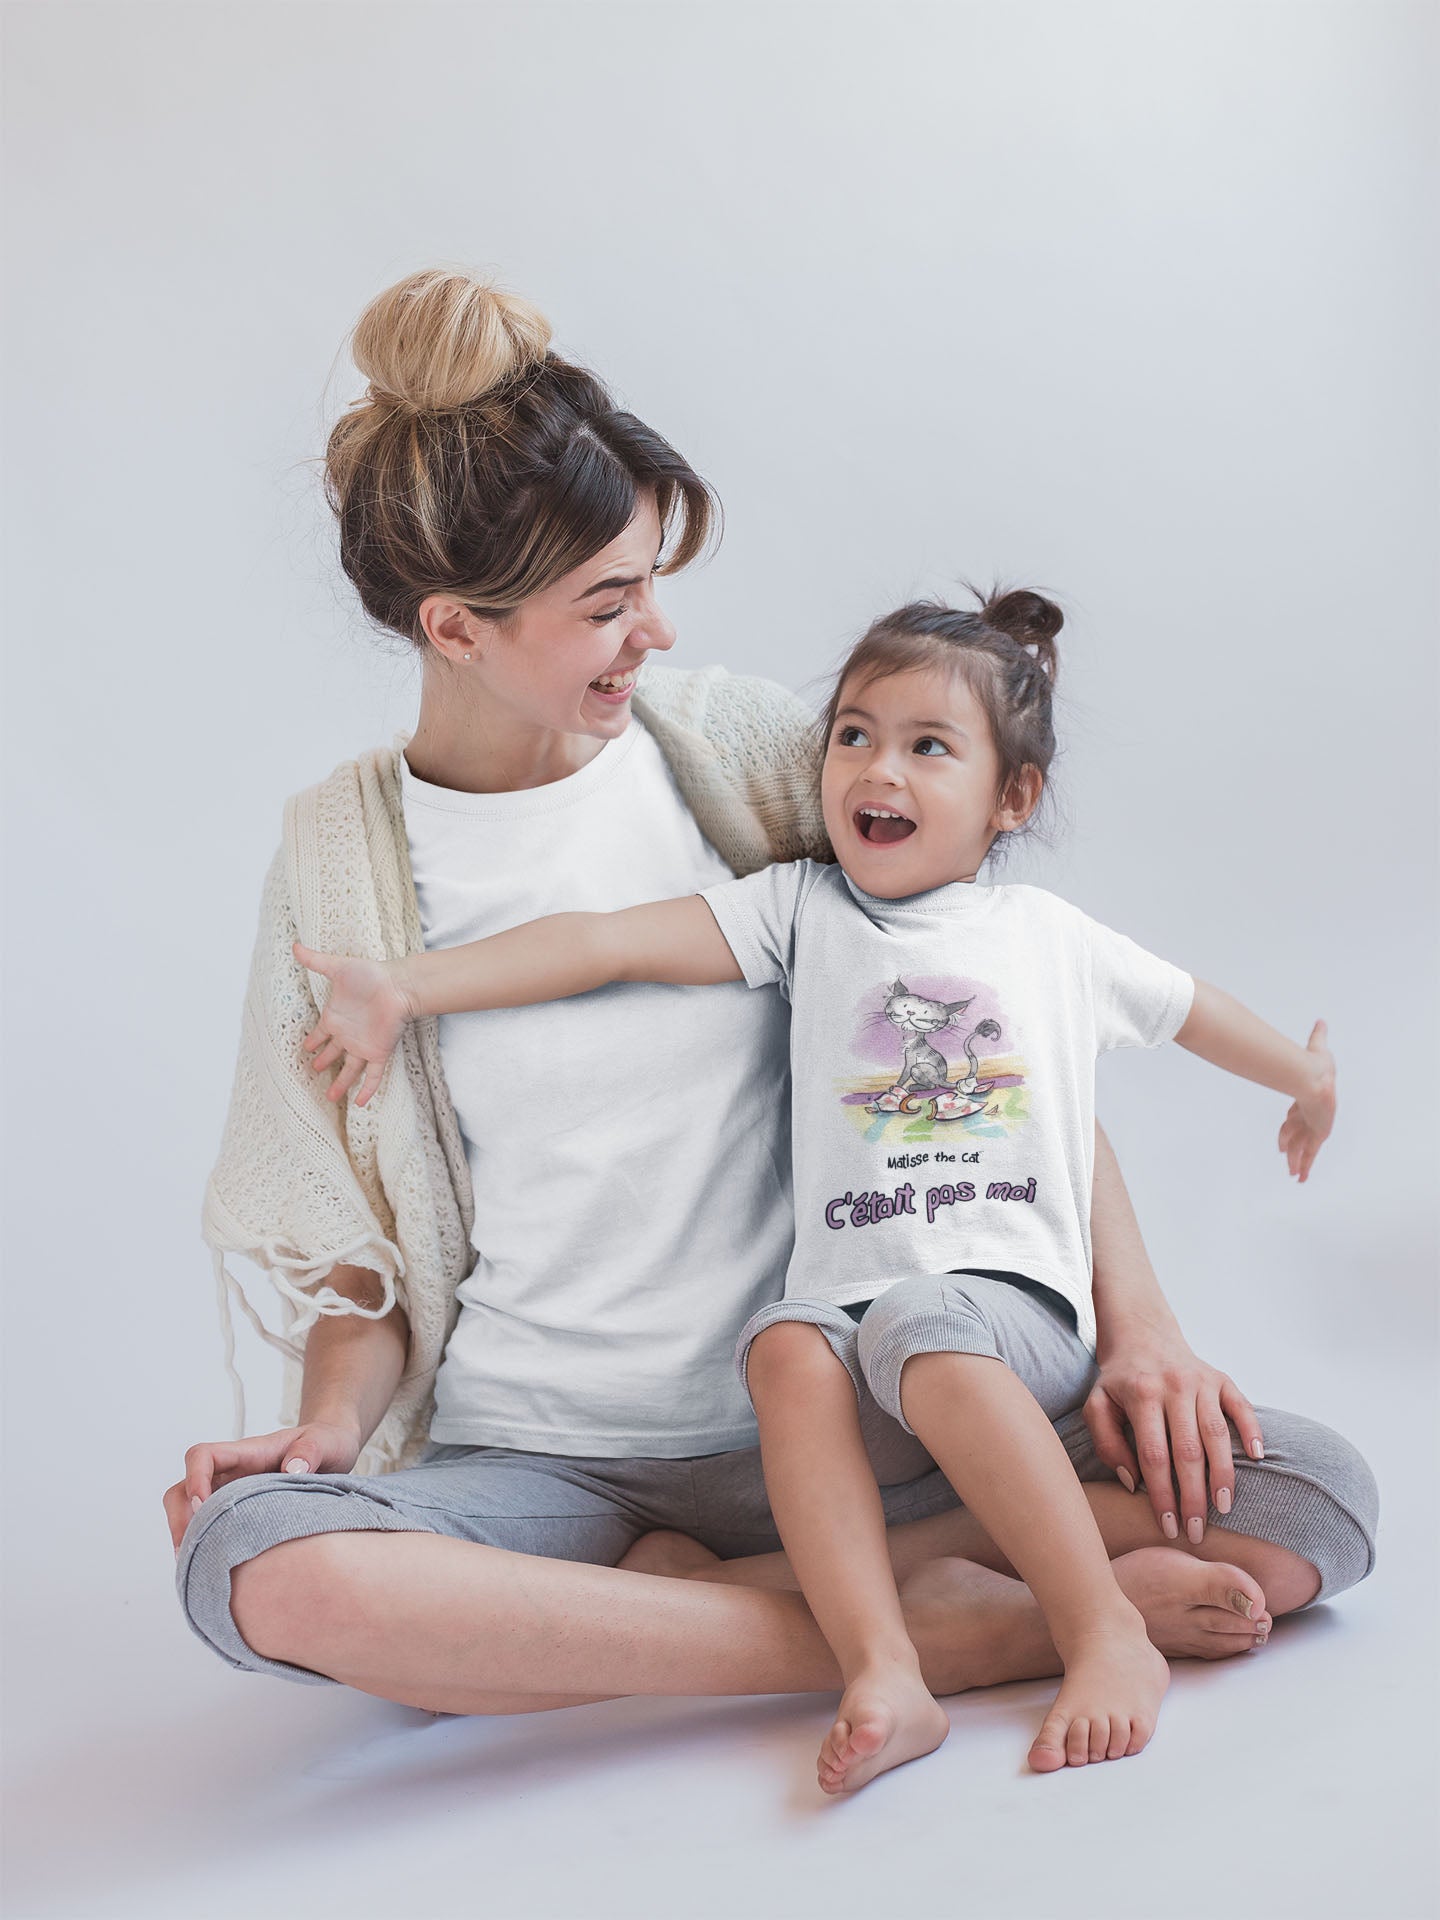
[419,492,677,744]
[821,663,1035,898]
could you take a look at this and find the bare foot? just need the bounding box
[1111,1546,1272,1659]
[1028,1608,1170,1773]
[816,1660,951,1795]
[615,1530,722,1578]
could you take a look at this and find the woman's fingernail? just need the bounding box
[1249,1439,1265,1460]
[283,1459,311,1475]
[1186,1517,1204,1545]
[190,1495,202,1514]
[1161,1512,1179,1539]
[1117,1467,1135,1493]
[1216,1486,1232,1514]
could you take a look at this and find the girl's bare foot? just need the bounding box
[1028,1606,1170,1772]
[816,1659,951,1795]
[1110,1546,1272,1658]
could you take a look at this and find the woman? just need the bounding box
[167,269,1376,1749]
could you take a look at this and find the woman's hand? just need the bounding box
[1277,1018,1336,1183]
[162,1420,363,1552]
[1083,1333,1265,1545]
[292,942,420,1107]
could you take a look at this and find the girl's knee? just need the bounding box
[747,1318,846,1386]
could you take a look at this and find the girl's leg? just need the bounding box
[898,1352,1169,1769]
[859,1273,1172,1771]
[743,1319,950,1793]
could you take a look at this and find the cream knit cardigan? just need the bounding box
[202,663,830,1476]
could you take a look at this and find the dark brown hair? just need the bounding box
[323,268,719,645]
[821,587,1063,853]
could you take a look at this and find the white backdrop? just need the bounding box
[4,5,1436,1918]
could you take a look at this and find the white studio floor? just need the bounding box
[5,1358,1436,1920]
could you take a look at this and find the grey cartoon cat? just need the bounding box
[865,981,1002,1122]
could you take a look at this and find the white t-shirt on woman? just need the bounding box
[401,716,794,1456]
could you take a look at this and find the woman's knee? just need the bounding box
[1223,1406,1379,1606]
[177,1471,408,1678]
[228,1528,359,1666]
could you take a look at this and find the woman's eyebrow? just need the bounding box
[574,573,646,602]
[573,541,667,603]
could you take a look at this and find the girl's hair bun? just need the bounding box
[981,587,1063,649]
[350,267,553,414]
[980,586,1062,683]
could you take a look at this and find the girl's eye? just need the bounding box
[836,725,870,747]
[914,736,950,756]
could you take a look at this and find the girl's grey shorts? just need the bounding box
[176,1269,1378,1688]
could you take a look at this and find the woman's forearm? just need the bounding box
[1090,1123,1183,1355]
[296,1263,411,1446]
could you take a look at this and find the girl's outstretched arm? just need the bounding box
[294,895,741,1107]
[1175,985,1335,1182]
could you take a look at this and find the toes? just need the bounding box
[1066,1716,1091,1767]
[821,1718,852,1770]
[1214,1566,1267,1621]
[1088,1716,1111,1764]
[1106,1717,1131,1760]
[1125,1718,1154,1757]
[1029,1708,1070,1773]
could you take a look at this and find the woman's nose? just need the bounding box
[634,586,677,653]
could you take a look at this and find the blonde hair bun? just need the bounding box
[350,267,553,414]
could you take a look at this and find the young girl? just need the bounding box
[293,588,1335,1792]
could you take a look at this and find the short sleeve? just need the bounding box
[698,859,821,998]
[1084,914,1195,1052]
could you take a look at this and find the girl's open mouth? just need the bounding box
[855,807,916,845]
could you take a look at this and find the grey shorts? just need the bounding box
[176,1271,1380,1688]
[735,1269,1097,1437]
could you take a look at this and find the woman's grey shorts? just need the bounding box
[176,1269,1379,1688]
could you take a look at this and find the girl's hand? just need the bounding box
[1278,1019,1335,1183]
[292,942,420,1107]
[162,1420,363,1552]
[1083,1334,1265,1545]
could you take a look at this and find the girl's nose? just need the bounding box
[865,745,907,786]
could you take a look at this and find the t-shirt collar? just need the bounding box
[840,867,1000,918]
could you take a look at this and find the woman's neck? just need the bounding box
[403,675,607,795]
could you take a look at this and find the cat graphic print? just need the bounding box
[846,977,1030,1143]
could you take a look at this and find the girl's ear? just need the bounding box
[994,766,1043,835]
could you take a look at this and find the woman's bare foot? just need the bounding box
[1111,1546,1272,1658]
[615,1530,721,1578]
[1028,1606,1170,1773]
[816,1658,951,1795]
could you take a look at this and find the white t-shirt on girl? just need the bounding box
[700,860,1195,1353]
[402,717,794,1456]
